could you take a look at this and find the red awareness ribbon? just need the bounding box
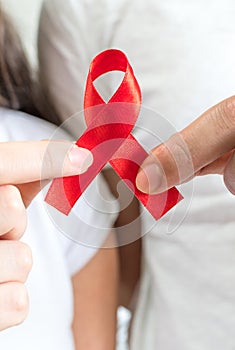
[45,49,183,219]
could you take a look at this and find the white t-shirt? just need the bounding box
[0,107,117,349]
[38,1,235,349]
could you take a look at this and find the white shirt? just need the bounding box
[0,108,117,349]
[38,1,235,349]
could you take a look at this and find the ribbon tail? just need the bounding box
[110,134,183,220]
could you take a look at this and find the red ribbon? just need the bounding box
[45,49,182,219]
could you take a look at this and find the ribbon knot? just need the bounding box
[45,49,182,219]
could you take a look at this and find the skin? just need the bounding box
[0,140,92,331]
[72,233,118,350]
[136,96,235,195]
[103,169,142,310]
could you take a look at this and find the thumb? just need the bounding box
[224,151,235,195]
[136,96,235,194]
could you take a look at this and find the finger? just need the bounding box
[0,185,27,239]
[136,96,235,193]
[0,282,29,331]
[0,241,32,282]
[224,151,235,195]
[0,140,93,184]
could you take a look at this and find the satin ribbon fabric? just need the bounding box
[45,49,182,219]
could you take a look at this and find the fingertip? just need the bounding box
[42,141,93,179]
[136,162,164,194]
[67,145,93,174]
[136,168,150,193]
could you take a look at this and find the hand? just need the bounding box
[136,96,235,195]
[0,140,92,330]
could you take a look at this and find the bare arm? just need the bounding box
[103,169,142,310]
[72,233,118,350]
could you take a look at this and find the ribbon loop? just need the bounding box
[45,49,182,218]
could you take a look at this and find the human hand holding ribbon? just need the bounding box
[45,49,183,219]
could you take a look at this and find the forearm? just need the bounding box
[72,233,118,350]
[103,168,142,309]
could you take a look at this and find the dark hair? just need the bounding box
[0,6,56,120]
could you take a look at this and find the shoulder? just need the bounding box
[39,0,126,39]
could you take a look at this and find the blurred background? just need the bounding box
[2,0,42,66]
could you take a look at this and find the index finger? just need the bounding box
[136,96,235,194]
[0,140,93,185]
